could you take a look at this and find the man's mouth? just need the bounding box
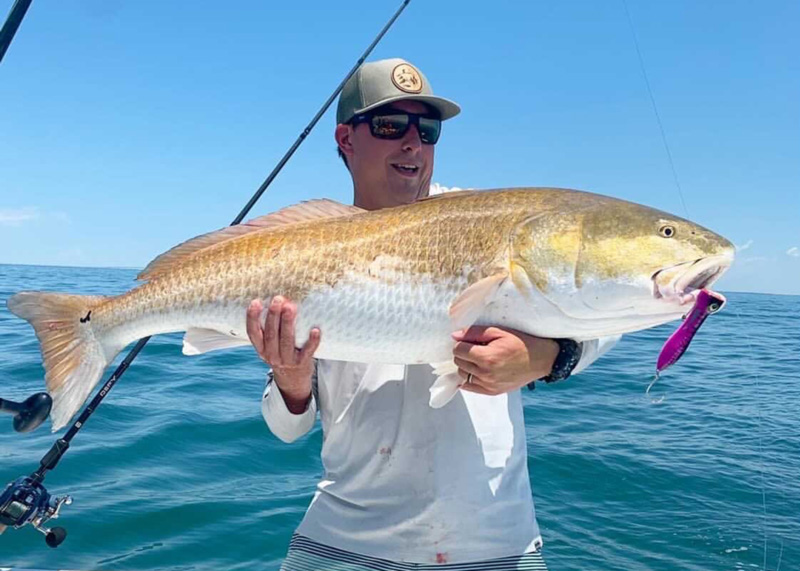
[391,163,420,177]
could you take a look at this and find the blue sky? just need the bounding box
[1,1,798,295]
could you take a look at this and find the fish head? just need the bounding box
[510,193,735,326]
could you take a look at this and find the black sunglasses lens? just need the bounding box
[370,114,410,139]
[418,117,441,144]
[366,113,441,144]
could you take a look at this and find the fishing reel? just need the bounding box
[0,392,72,547]
[0,475,71,547]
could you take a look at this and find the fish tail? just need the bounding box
[7,292,118,431]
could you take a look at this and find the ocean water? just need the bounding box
[0,263,798,570]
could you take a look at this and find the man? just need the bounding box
[246,58,616,569]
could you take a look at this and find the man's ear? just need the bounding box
[335,124,355,158]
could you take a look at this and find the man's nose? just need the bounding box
[400,124,423,152]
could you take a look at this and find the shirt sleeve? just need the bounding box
[261,361,318,443]
[572,335,622,375]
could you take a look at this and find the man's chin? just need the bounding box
[388,178,429,202]
[393,187,427,205]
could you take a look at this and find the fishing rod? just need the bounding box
[0,0,412,547]
[0,0,33,64]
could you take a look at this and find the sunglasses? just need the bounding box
[351,111,442,145]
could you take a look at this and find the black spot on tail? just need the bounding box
[79,311,92,323]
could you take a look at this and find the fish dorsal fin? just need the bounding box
[417,189,481,202]
[257,199,365,227]
[137,199,364,281]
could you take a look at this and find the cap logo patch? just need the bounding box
[391,64,423,94]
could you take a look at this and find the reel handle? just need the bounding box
[0,392,52,433]
[45,526,67,547]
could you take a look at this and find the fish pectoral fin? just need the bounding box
[182,328,251,355]
[448,272,508,330]
[429,365,463,409]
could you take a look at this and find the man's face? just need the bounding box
[336,100,435,211]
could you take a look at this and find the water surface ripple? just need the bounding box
[0,264,797,570]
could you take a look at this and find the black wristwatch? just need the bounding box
[527,339,583,390]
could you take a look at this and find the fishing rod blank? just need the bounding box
[0,0,33,64]
[0,0,412,547]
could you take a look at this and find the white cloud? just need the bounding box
[787,247,799,257]
[0,207,39,226]
[0,207,71,226]
[736,239,753,252]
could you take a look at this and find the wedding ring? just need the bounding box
[466,372,474,385]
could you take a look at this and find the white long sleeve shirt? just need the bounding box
[262,337,619,564]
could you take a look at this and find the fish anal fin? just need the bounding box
[137,199,365,281]
[429,360,462,408]
[449,272,508,330]
[182,328,251,355]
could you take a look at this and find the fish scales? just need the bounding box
[7,188,735,429]
[90,190,530,360]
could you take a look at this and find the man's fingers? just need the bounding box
[264,296,284,361]
[452,340,489,363]
[246,299,264,353]
[299,328,322,363]
[454,356,484,378]
[452,325,505,344]
[278,302,298,363]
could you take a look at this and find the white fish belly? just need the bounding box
[293,276,463,364]
[103,275,466,365]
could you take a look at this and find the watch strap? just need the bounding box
[527,339,582,390]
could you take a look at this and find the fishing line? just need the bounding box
[775,539,784,571]
[621,0,689,406]
[644,373,664,404]
[733,305,771,570]
[621,5,772,569]
[0,0,413,547]
[620,0,690,219]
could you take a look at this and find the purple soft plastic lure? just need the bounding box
[647,289,727,400]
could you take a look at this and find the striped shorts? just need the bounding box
[280,534,548,570]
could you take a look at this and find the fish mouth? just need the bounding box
[652,254,733,305]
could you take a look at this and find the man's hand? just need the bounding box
[452,326,560,396]
[246,296,321,414]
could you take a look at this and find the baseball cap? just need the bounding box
[336,58,461,125]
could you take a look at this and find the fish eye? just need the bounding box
[659,225,676,238]
[708,302,721,313]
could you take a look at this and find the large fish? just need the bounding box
[7,188,734,430]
